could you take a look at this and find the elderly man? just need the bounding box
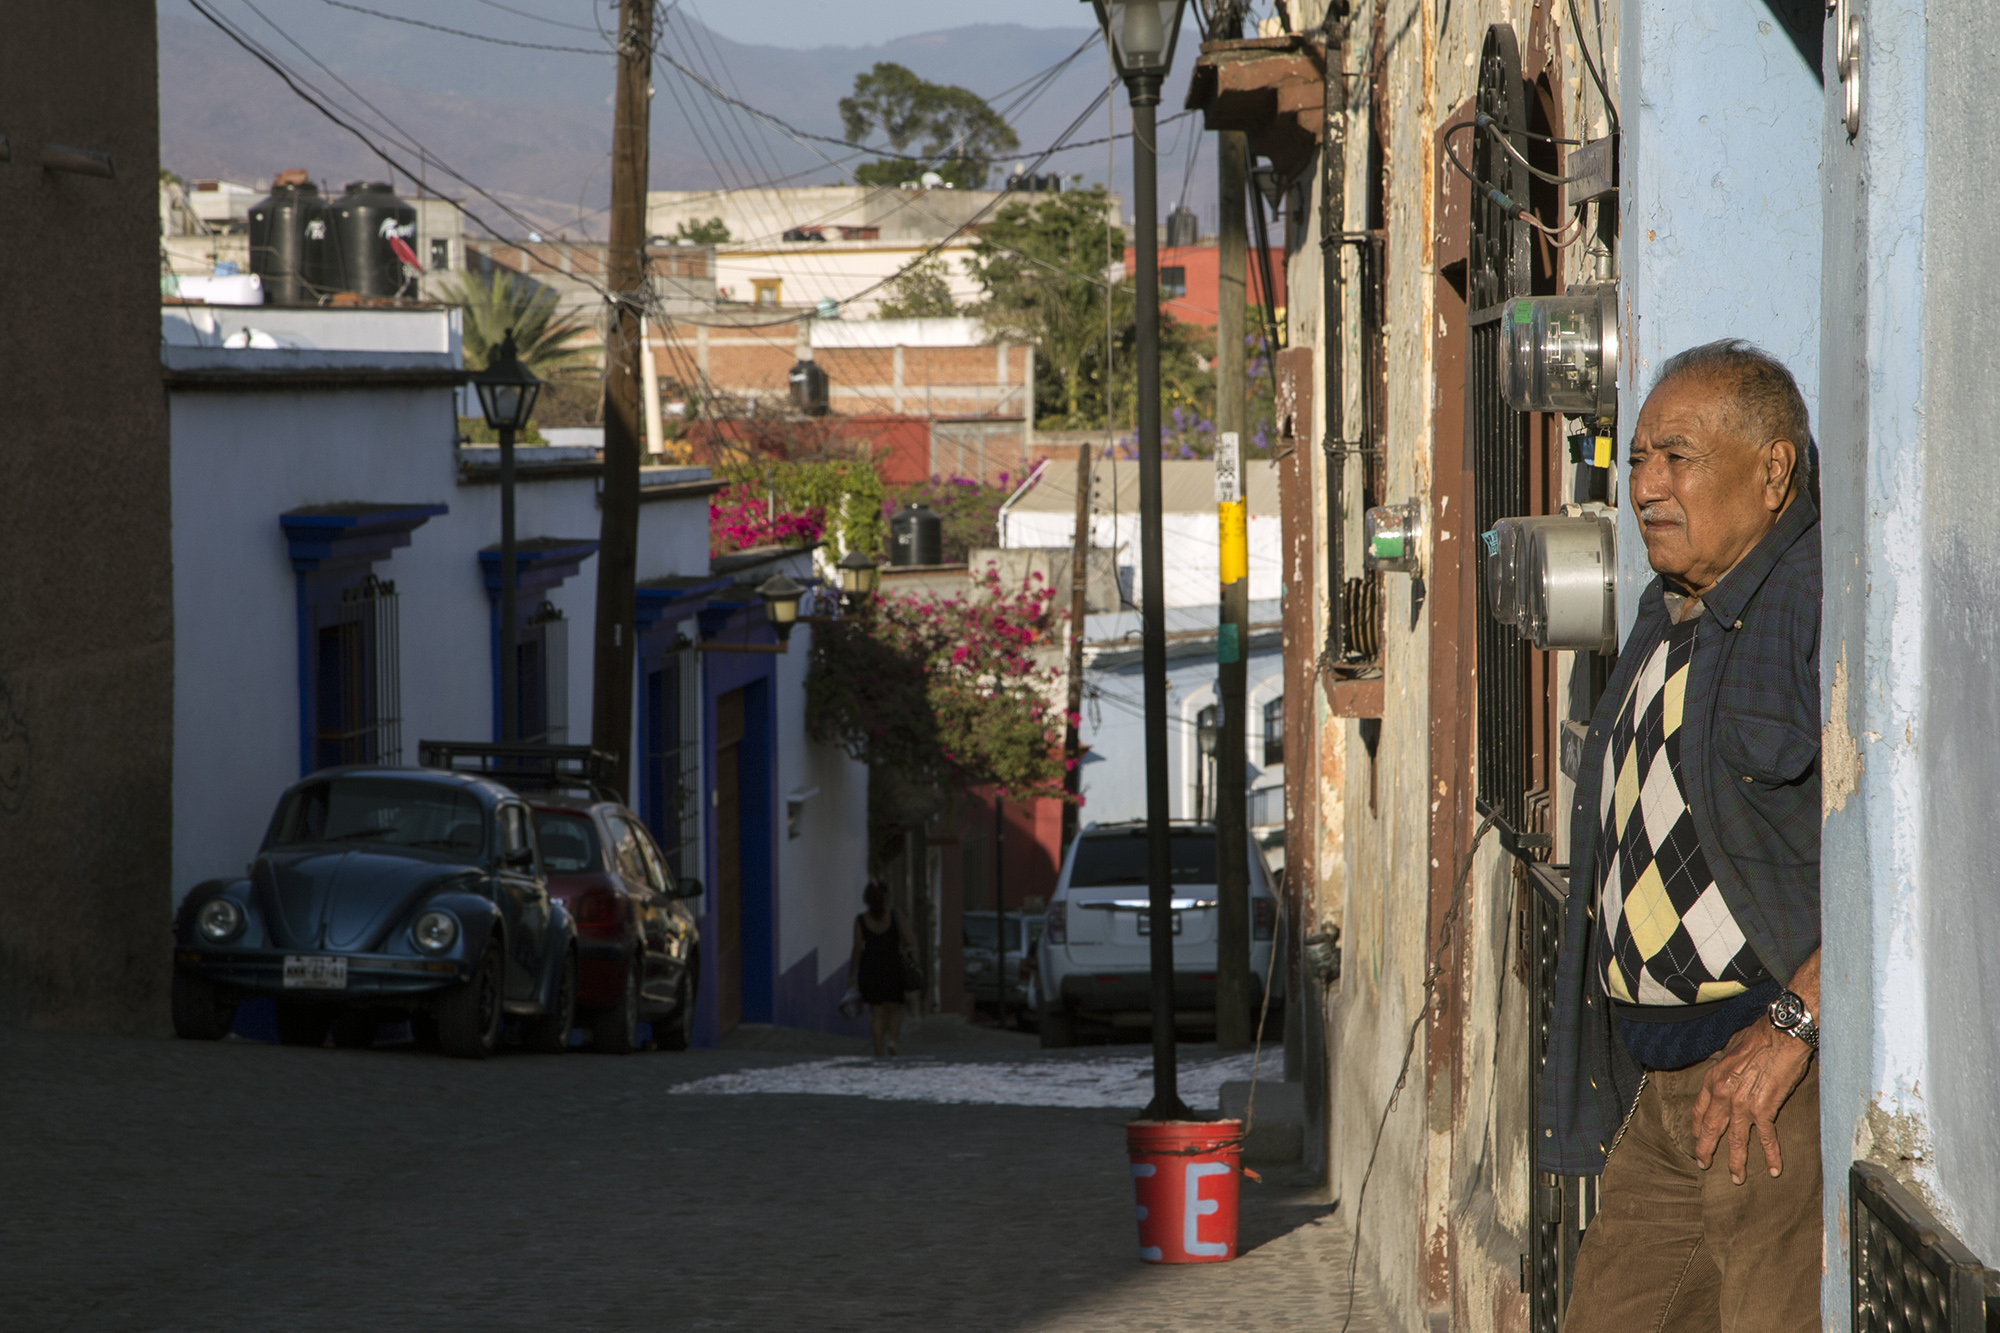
[1543,341,1822,1331]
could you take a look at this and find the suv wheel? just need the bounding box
[592,954,641,1054]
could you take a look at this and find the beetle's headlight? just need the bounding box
[413,910,460,954]
[197,897,243,942]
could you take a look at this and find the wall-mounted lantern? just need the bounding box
[758,573,806,646]
[836,550,880,608]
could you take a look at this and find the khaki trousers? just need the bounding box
[1562,1053,1821,1333]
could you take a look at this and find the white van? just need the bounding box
[1033,820,1281,1047]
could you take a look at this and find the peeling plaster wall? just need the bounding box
[1614,0,1823,637]
[1819,0,2000,1295]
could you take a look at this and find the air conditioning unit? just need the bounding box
[1483,504,1617,653]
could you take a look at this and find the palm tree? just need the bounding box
[440,267,596,380]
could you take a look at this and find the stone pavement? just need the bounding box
[2,1023,1390,1332]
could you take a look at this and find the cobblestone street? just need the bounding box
[5,1022,1386,1332]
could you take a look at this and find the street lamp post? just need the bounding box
[472,330,542,743]
[1087,0,1192,1123]
[835,549,880,610]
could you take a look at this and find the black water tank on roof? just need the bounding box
[890,503,943,567]
[328,181,417,298]
[789,359,829,416]
[1165,205,1199,248]
[248,179,329,304]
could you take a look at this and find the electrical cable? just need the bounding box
[1439,121,1591,246]
[1336,811,1498,1333]
[1567,0,1620,137]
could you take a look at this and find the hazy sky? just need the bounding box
[683,1,1092,49]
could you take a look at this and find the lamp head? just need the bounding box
[758,573,806,646]
[836,549,880,604]
[472,328,542,434]
[1086,0,1187,89]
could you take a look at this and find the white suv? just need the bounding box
[1033,821,1281,1047]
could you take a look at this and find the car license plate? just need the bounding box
[283,955,348,989]
[1136,912,1183,936]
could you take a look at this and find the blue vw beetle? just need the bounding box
[172,766,578,1059]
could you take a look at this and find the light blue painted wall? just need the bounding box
[1614,0,1825,636]
[1819,0,2000,1293]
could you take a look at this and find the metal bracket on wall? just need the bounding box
[1563,135,1618,204]
[40,144,114,178]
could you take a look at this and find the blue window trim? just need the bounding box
[478,538,599,742]
[280,504,446,777]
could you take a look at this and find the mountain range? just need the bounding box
[158,2,1219,237]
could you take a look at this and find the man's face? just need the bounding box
[1627,375,1797,595]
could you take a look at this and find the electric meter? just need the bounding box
[1363,502,1424,576]
[1482,505,1617,653]
[1499,285,1619,418]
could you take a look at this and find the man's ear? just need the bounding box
[1765,437,1799,508]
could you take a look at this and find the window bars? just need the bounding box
[517,601,568,745]
[1851,1161,1999,1333]
[312,574,402,769]
[1469,25,1535,837]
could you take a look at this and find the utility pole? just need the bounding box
[590,0,652,798]
[1214,113,1253,1052]
[1061,443,1092,851]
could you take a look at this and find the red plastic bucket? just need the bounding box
[1126,1119,1243,1263]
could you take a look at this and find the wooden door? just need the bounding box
[714,688,744,1034]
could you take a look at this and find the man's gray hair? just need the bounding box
[1655,339,1816,496]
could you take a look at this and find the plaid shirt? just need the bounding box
[1538,493,1822,1175]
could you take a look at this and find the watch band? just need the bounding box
[1769,989,1819,1051]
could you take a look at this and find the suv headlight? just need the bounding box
[196,897,243,942]
[413,910,460,954]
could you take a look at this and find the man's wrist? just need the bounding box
[1768,988,1819,1051]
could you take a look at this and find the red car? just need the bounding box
[529,797,703,1052]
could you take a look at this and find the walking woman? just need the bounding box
[847,878,917,1057]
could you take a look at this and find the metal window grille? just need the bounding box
[312,574,401,769]
[516,601,567,745]
[1521,861,1596,1331]
[1851,1161,2000,1333]
[1263,695,1285,766]
[642,647,705,882]
[1468,25,1534,836]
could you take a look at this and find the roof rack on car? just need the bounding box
[416,740,621,801]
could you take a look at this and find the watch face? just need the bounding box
[1771,991,1805,1029]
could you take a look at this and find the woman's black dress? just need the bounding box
[856,911,906,1005]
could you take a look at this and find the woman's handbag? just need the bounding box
[900,950,926,994]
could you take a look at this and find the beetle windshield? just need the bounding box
[270,778,487,858]
[534,810,600,872]
[1068,833,1219,887]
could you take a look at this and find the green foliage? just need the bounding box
[839,62,1019,191]
[968,187,1212,432]
[806,568,1067,799]
[672,216,731,245]
[439,268,597,381]
[714,458,888,561]
[875,257,959,320]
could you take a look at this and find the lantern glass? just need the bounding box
[758,574,805,627]
[1088,0,1187,81]
[471,331,543,433]
[836,550,879,599]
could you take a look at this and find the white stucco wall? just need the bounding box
[1818,0,2000,1290]
[168,343,716,900]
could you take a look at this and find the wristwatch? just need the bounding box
[1768,989,1819,1051]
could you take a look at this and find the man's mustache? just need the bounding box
[1638,504,1682,525]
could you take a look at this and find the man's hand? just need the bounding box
[1692,1011,1812,1183]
